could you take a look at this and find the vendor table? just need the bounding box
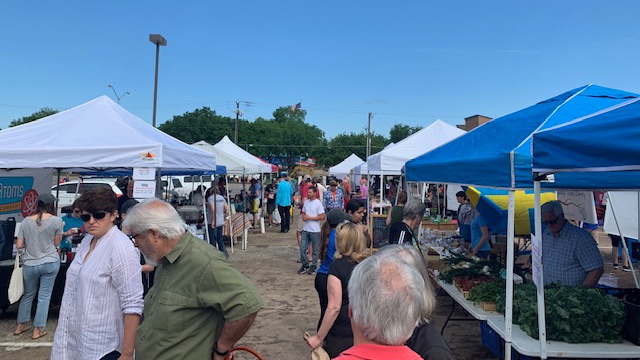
[422,220,458,231]
[0,258,68,311]
[487,317,640,359]
[436,279,502,334]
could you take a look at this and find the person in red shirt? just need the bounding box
[332,249,424,360]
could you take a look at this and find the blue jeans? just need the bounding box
[18,260,60,327]
[300,231,320,269]
[208,225,228,258]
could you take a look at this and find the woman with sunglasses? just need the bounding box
[52,187,143,360]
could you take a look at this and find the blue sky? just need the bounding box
[1,1,639,140]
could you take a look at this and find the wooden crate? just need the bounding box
[480,301,497,311]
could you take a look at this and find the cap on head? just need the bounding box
[120,199,139,215]
[38,193,57,205]
[326,208,349,226]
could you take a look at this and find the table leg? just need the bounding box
[441,297,457,335]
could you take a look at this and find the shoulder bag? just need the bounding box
[8,252,24,304]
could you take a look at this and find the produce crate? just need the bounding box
[480,301,497,311]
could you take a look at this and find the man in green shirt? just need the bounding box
[122,199,264,360]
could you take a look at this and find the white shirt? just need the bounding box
[302,198,325,233]
[51,226,144,360]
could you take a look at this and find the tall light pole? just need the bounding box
[107,84,130,104]
[149,34,167,127]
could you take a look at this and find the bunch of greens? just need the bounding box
[497,283,626,343]
[437,252,502,284]
[468,280,506,304]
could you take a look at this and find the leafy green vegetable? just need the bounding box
[468,280,505,304]
[496,283,626,343]
[437,252,502,283]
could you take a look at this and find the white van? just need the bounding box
[51,178,123,214]
[161,175,214,202]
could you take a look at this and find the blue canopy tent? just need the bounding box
[532,96,640,177]
[532,97,640,289]
[404,84,638,359]
[405,84,637,189]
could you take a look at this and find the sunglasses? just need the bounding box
[80,211,108,222]
[73,209,81,214]
[543,215,560,225]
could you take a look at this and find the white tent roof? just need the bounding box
[366,119,465,175]
[192,140,260,175]
[329,153,364,177]
[0,96,216,173]
[213,136,273,173]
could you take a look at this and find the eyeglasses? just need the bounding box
[80,211,108,222]
[128,230,148,245]
[543,215,560,225]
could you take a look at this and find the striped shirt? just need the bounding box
[52,226,143,360]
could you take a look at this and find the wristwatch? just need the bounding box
[213,343,230,357]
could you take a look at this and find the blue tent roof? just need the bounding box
[531,97,640,189]
[405,84,638,189]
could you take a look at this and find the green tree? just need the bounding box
[9,108,58,127]
[273,106,307,123]
[248,108,324,169]
[389,123,423,143]
[159,106,326,171]
[159,107,243,144]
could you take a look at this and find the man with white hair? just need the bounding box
[335,251,425,359]
[122,199,263,360]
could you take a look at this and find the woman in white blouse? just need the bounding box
[51,187,143,360]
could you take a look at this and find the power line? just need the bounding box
[239,143,386,149]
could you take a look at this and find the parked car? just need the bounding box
[162,175,214,202]
[51,178,123,214]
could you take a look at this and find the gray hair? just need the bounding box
[375,245,436,324]
[403,197,426,221]
[541,200,564,217]
[348,252,426,345]
[122,198,187,240]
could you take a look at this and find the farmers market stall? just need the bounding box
[406,84,640,359]
[487,318,640,358]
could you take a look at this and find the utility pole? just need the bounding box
[366,112,372,220]
[366,112,372,159]
[234,101,240,144]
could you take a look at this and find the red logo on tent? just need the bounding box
[142,152,156,161]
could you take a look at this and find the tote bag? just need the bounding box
[8,252,24,304]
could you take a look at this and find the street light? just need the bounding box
[149,34,167,127]
[107,84,130,104]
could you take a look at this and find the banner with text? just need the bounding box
[0,169,54,221]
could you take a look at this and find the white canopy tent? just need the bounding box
[0,96,217,173]
[213,136,273,174]
[192,140,254,175]
[366,119,465,175]
[329,153,364,179]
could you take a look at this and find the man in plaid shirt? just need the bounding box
[323,180,345,211]
[541,200,604,287]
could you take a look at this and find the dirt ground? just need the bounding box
[0,211,637,359]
